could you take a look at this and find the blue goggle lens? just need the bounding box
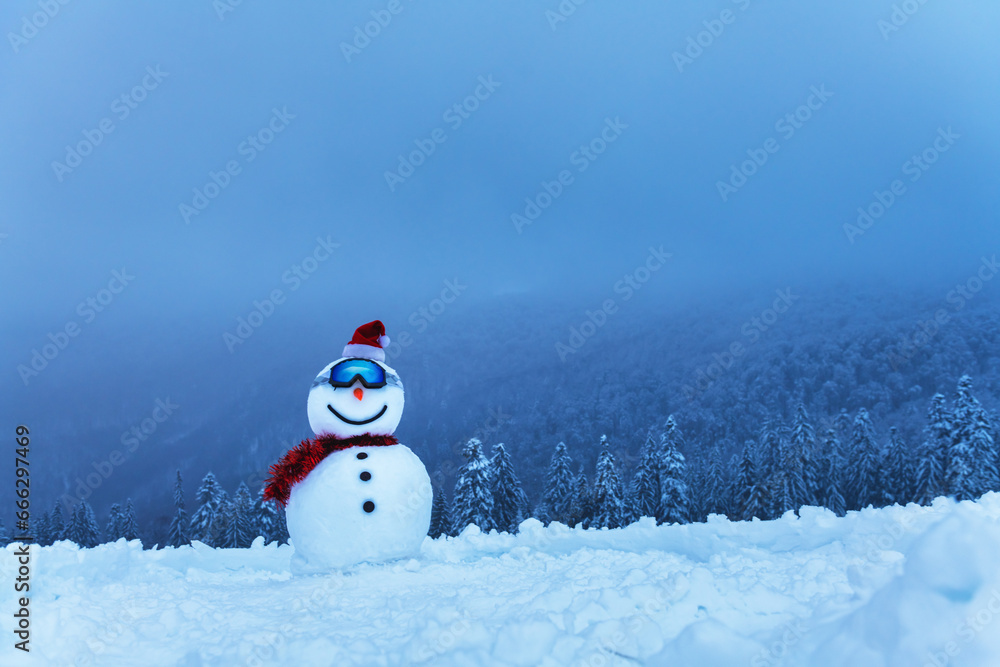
[328,359,386,388]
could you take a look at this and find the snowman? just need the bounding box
[264,320,432,572]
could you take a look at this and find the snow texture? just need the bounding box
[3,494,1000,666]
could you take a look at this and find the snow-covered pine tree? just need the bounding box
[661,415,685,457]
[758,419,783,517]
[591,435,625,529]
[34,510,51,546]
[189,472,225,545]
[913,393,951,504]
[773,431,799,515]
[686,463,708,523]
[950,375,998,498]
[105,503,123,541]
[453,438,494,532]
[923,393,952,499]
[530,499,548,524]
[224,482,254,548]
[490,443,529,533]
[883,427,911,505]
[428,487,452,538]
[207,490,231,548]
[835,408,852,442]
[848,408,880,509]
[703,444,728,517]
[121,499,139,542]
[726,452,740,514]
[913,437,944,506]
[0,518,8,546]
[542,442,576,525]
[801,444,820,509]
[820,429,846,516]
[658,429,689,525]
[993,410,1000,470]
[49,504,66,543]
[948,376,980,500]
[252,487,278,544]
[969,404,998,495]
[83,502,102,546]
[571,464,594,528]
[733,440,767,521]
[744,438,771,520]
[791,403,817,508]
[168,470,190,547]
[69,502,100,548]
[628,436,661,520]
[272,503,289,545]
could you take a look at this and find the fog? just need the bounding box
[2,1,999,532]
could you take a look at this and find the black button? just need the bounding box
[360,471,372,481]
[363,500,375,513]
[357,452,368,460]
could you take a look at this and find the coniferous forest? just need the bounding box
[6,287,1000,548]
[12,371,996,549]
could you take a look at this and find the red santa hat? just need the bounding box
[342,320,390,362]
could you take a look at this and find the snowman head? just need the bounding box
[307,321,404,438]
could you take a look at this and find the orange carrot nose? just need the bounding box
[354,388,364,401]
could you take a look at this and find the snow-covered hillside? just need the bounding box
[4,494,1000,666]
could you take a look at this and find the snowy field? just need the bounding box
[4,494,1000,667]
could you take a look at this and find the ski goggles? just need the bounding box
[312,358,402,390]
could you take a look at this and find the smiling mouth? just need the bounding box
[327,404,388,425]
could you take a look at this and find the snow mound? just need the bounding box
[3,494,1000,666]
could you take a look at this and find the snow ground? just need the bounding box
[3,493,1000,667]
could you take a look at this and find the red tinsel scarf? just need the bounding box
[263,433,398,507]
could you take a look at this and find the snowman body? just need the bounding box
[277,337,433,572]
[286,442,431,571]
